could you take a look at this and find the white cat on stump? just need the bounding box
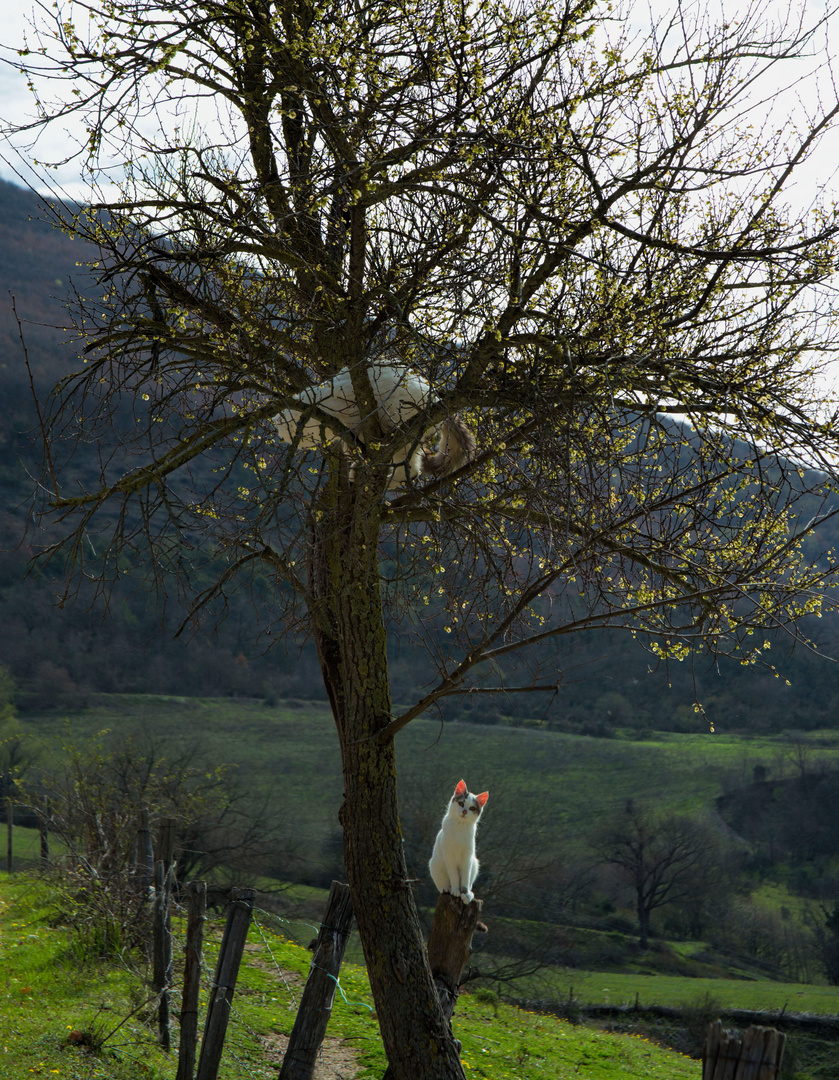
[429,779,489,905]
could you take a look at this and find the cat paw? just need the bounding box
[460,889,474,904]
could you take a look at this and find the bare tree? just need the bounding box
[7,0,839,1074]
[594,804,726,948]
[808,902,839,985]
[24,731,291,954]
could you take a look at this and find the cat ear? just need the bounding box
[454,780,467,797]
[476,791,489,808]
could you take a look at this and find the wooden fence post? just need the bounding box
[195,887,255,1080]
[279,880,355,1080]
[703,1021,786,1080]
[157,816,177,866]
[176,881,207,1080]
[39,797,50,868]
[153,859,175,1049]
[5,797,12,873]
[152,816,178,1050]
[137,808,154,891]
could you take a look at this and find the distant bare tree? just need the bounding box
[809,902,839,985]
[594,805,725,948]
[0,665,35,802]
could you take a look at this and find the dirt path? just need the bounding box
[243,941,362,1079]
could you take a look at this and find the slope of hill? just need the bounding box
[0,869,701,1079]
[2,175,839,734]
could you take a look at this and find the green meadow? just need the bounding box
[532,968,839,1015]
[0,871,699,1080]
[11,694,839,1077]
[19,693,839,848]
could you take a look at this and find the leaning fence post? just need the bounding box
[702,1020,786,1080]
[39,797,50,867]
[279,880,355,1080]
[195,886,255,1080]
[176,881,207,1080]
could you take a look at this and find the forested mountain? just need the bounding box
[2,175,839,733]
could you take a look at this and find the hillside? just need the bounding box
[14,697,839,983]
[2,174,839,734]
[9,701,839,1078]
[0,869,702,1079]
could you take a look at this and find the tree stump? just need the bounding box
[426,892,483,1026]
[702,1021,786,1080]
[380,892,482,1080]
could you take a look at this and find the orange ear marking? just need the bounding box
[454,779,467,797]
[476,791,489,807]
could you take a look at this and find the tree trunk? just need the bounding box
[309,481,466,1080]
[381,894,483,1080]
[637,899,650,949]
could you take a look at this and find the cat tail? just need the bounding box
[421,415,477,478]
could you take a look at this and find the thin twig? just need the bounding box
[11,292,59,498]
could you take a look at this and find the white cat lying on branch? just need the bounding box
[272,363,476,490]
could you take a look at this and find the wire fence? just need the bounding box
[4,802,369,1078]
[160,880,361,1080]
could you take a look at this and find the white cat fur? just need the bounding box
[272,363,475,490]
[429,779,489,905]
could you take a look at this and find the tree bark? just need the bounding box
[309,483,466,1080]
[637,900,650,950]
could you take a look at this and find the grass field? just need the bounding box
[19,693,839,849]
[0,870,700,1079]
[13,693,839,1079]
[532,968,839,1015]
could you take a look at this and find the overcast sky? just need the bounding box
[1,0,837,206]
